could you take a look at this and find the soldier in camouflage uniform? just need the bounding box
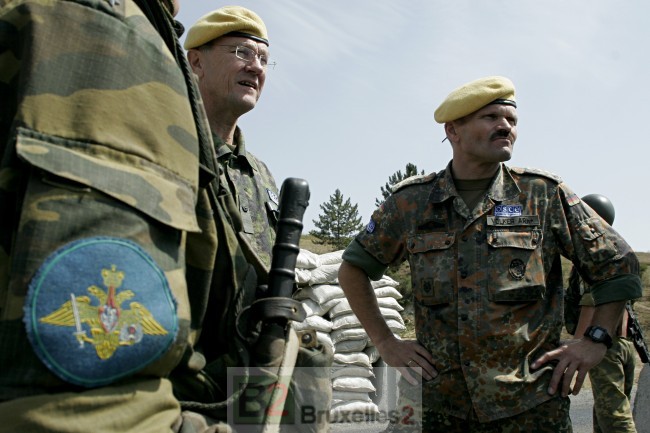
[184,6,279,276]
[180,8,332,432]
[338,76,642,432]
[0,0,234,431]
[565,194,638,433]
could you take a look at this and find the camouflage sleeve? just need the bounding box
[341,239,387,281]
[579,292,595,307]
[554,183,642,305]
[346,194,408,277]
[0,0,200,392]
[589,274,641,305]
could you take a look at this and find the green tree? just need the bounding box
[310,189,363,250]
[376,162,425,207]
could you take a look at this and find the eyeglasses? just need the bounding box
[215,44,276,70]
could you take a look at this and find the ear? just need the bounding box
[187,49,204,78]
[444,122,458,143]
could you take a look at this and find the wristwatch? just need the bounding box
[584,325,613,349]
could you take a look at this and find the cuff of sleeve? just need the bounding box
[341,240,388,281]
[579,293,595,307]
[590,274,643,305]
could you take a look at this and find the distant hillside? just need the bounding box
[299,234,341,255]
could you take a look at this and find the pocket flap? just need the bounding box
[17,128,199,232]
[487,229,542,249]
[576,218,605,241]
[407,232,455,253]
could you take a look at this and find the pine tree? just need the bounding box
[375,162,425,206]
[309,189,363,250]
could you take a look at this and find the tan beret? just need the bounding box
[434,76,516,123]
[184,6,268,50]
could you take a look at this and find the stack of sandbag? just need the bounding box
[292,249,406,422]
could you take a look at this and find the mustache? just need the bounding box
[490,129,512,141]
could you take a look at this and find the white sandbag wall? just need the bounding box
[293,249,406,422]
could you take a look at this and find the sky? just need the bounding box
[176,1,650,252]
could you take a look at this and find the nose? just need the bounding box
[246,55,265,73]
[495,117,515,133]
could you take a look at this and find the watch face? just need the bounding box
[592,328,605,339]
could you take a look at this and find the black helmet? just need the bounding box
[582,194,615,225]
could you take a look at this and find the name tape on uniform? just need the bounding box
[487,215,540,226]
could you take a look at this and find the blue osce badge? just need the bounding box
[366,218,376,233]
[494,205,523,217]
[23,237,178,388]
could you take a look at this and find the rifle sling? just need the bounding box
[250,297,306,323]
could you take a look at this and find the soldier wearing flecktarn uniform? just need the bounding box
[338,76,642,432]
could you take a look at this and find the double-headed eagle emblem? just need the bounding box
[39,265,168,360]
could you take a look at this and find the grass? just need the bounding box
[299,235,337,256]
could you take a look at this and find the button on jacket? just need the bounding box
[214,128,278,270]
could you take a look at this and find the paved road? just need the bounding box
[569,389,595,433]
[330,391,595,432]
[330,391,597,432]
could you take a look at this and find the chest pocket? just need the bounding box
[239,194,254,234]
[407,232,455,305]
[486,229,545,302]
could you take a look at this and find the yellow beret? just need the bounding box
[184,6,268,50]
[434,76,516,123]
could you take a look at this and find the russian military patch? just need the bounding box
[23,237,178,388]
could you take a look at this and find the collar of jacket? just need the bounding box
[429,162,521,204]
[213,127,260,172]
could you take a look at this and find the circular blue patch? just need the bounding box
[23,237,178,388]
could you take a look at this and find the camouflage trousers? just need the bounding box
[589,337,637,433]
[384,395,572,433]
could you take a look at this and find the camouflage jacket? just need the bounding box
[0,0,219,402]
[564,267,586,335]
[214,128,278,270]
[345,162,641,422]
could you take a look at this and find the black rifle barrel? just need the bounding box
[267,177,310,298]
[626,303,650,364]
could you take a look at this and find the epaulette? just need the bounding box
[391,172,437,194]
[510,166,563,184]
